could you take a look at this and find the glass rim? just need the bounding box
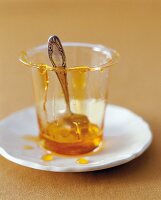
[19,42,119,72]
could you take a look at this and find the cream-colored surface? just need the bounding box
[0,0,161,199]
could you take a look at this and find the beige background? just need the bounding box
[0,0,161,199]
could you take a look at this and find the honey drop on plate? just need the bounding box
[23,135,40,142]
[41,154,54,161]
[76,158,89,164]
[23,145,34,150]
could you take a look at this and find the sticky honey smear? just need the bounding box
[23,145,34,150]
[41,154,54,161]
[40,68,49,115]
[76,158,89,164]
[23,135,40,143]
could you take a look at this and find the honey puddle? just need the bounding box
[23,134,101,163]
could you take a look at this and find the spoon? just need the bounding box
[48,35,71,115]
[48,36,89,139]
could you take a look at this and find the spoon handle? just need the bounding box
[48,36,71,114]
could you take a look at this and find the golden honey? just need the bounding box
[23,145,34,150]
[41,154,54,161]
[23,135,40,142]
[40,117,102,155]
[76,158,89,164]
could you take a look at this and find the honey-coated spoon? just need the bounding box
[48,35,71,114]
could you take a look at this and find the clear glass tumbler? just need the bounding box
[20,42,119,155]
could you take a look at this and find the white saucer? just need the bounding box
[0,105,152,172]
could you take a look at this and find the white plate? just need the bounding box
[0,105,152,172]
